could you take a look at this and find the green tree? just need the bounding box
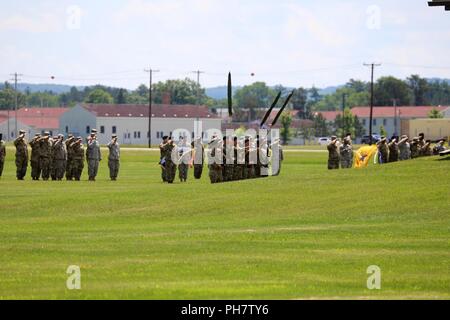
[0,86,26,110]
[280,112,293,145]
[379,125,387,137]
[291,87,309,117]
[374,76,411,106]
[407,74,429,106]
[234,82,276,121]
[333,108,355,138]
[153,78,207,105]
[354,115,366,138]
[85,88,114,104]
[428,108,444,118]
[312,113,329,137]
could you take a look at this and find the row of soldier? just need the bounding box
[327,132,448,169]
[159,135,283,184]
[0,129,120,181]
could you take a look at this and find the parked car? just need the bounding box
[361,134,381,144]
[317,137,331,145]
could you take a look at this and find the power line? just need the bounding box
[10,72,23,137]
[363,63,381,146]
[144,68,160,148]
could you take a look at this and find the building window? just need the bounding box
[362,119,366,126]
[156,132,160,139]
[133,131,137,139]
[372,119,377,126]
[100,126,105,134]
[112,126,117,134]
[86,125,90,134]
[128,133,130,139]
[383,119,387,126]
[137,131,141,139]
[65,126,69,134]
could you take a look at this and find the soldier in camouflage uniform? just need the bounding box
[244,137,256,179]
[177,138,190,183]
[377,137,389,164]
[159,136,169,182]
[52,134,66,180]
[420,140,433,157]
[222,136,234,182]
[433,139,447,155]
[417,133,425,156]
[410,137,420,159]
[388,137,399,163]
[0,133,5,178]
[65,134,75,180]
[14,130,29,180]
[86,133,101,181]
[339,135,353,169]
[208,136,223,183]
[39,132,52,180]
[164,138,177,183]
[50,136,58,180]
[327,136,340,170]
[107,134,120,181]
[71,137,84,181]
[191,138,204,180]
[398,135,411,161]
[29,133,41,180]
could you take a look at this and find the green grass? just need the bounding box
[0,147,449,299]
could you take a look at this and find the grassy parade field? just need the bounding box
[0,147,449,299]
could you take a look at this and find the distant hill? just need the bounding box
[205,86,241,100]
[0,83,84,94]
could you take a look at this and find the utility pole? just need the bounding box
[191,70,204,105]
[144,68,159,148]
[10,72,23,138]
[342,93,347,137]
[391,98,399,136]
[363,63,381,145]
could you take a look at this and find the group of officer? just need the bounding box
[159,135,283,184]
[0,129,120,181]
[327,132,448,169]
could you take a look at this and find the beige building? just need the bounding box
[401,118,450,140]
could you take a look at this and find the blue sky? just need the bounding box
[0,0,449,89]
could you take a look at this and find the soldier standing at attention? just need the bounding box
[327,136,340,170]
[208,136,223,183]
[65,134,75,180]
[39,132,52,181]
[418,133,426,153]
[190,138,204,180]
[159,136,169,182]
[71,137,84,181]
[398,135,411,161]
[50,135,58,180]
[0,133,5,178]
[52,134,66,180]
[410,137,420,159]
[86,132,101,181]
[177,137,190,183]
[29,133,41,180]
[107,134,120,181]
[163,137,177,183]
[420,140,433,157]
[14,130,28,180]
[339,134,353,169]
[232,137,244,181]
[377,136,389,164]
[388,136,399,162]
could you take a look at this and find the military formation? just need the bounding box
[1,129,120,181]
[327,132,448,169]
[159,135,283,184]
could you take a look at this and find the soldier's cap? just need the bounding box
[58,134,64,138]
[76,136,83,141]
[44,131,50,136]
[34,133,40,137]
[331,135,337,140]
[419,132,424,137]
[19,129,26,134]
[91,129,98,133]
[162,135,169,140]
[112,134,117,138]
[68,134,74,138]
[413,137,419,141]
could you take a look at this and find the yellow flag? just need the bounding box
[354,145,378,168]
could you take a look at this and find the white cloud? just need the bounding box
[0,13,63,33]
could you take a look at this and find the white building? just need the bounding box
[59,104,222,145]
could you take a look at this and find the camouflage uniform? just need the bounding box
[50,138,58,180]
[398,137,411,161]
[86,138,101,181]
[340,139,353,169]
[14,134,28,180]
[377,140,389,164]
[29,136,41,180]
[410,139,420,159]
[420,142,433,157]
[327,139,340,170]
[177,144,190,182]
[0,138,5,177]
[192,141,204,180]
[163,141,176,183]
[222,142,234,182]
[388,140,399,163]
[233,143,244,180]
[107,139,120,180]
[52,138,66,180]
[39,137,52,180]
[208,140,223,183]
[159,141,168,182]
[65,137,75,180]
[71,140,84,180]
